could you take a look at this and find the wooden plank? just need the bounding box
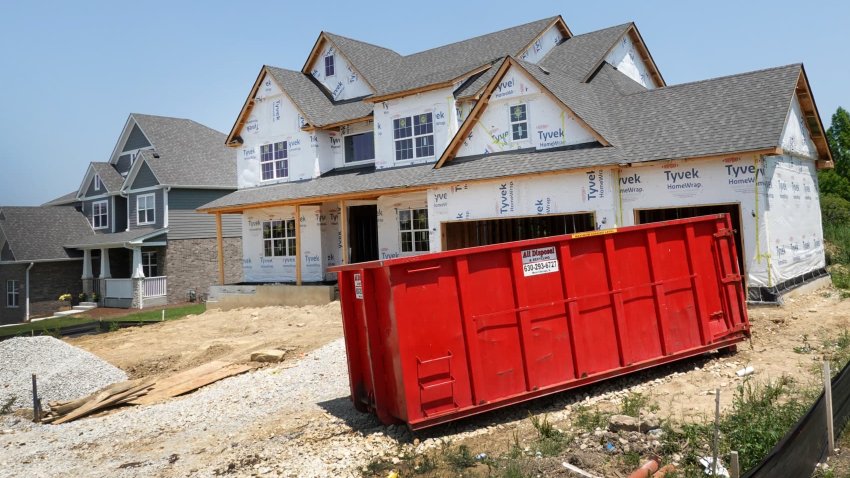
[340,200,349,265]
[130,363,253,405]
[295,204,302,286]
[135,361,230,397]
[49,380,140,416]
[51,381,154,425]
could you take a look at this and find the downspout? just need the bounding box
[25,262,34,322]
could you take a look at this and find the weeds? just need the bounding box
[1,397,15,415]
[572,404,610,431]
[528,413,567,456]
[445,444,476,470]
[793,334,815,354]
[620,392,658,417]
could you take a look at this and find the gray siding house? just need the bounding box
[62,113,242,308]
[0,207,93,324]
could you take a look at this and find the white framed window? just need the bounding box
[6,280,19,308]
[142,251,158,277]
[137,193,155,225]
[260,141,288,180]
[510,104,528,141]
[399,208,429,253]
[92,200,108,229]
[393,113,434,161]
[344,131,375,164]
[324,54,335,77]
[262,220,297,257]
[94,174,102,191]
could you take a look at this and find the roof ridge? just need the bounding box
[401,16,558,58]
[322,32,401,56]
[625,63,802,95]
[570,22,632,39]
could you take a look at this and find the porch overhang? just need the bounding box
[65,228,168,250]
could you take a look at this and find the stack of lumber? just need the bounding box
[42,360,254,424]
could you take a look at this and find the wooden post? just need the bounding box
[31,374,41,423]
[340,200,349,265]
[730,451,740,478]
[295,204,302,286]
[713,388,720,477]
[215,212,225,285]
[824,361,835,455]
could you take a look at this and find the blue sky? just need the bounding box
[0,0,847,206]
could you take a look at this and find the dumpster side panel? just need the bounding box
[338,269,373,412]
[390,257,473,422]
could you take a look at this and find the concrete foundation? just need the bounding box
[780,275,833,301]
[207,284,337,310]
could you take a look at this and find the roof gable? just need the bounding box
[123,123,151,152]
[437,57,610,168]
[76,162,123,199]
[303,35,377,101]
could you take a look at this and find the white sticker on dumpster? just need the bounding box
[354,273,363,299]
[521,246,559,276]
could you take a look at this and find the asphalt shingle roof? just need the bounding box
[41,191,79,207]
[0,207,93,261]
[541,23,632,81]
[200,145,621,211]
[90,162,125,192]
[322,33,404,94]
[265,67,373,128]
[131,114,235,188]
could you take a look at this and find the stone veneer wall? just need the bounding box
[0,261,82,324]
[163,238,242,304]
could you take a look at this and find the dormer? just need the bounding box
[301,32,380,101]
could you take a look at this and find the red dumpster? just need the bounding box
[329,214,749,430]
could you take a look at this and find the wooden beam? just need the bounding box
[340,200,349,265]
[294,204,302,286]
[215,212,225,285]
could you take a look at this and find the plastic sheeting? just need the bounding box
[456,65,596,157]
[427,168,617,252]
[605,32,655,89]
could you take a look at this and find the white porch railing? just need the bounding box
[103,279,133,299]
[143,276,167,298]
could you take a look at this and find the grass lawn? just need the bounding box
[0,303,205,338]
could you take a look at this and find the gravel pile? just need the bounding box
[0,336,127,409]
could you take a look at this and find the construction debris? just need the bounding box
[41,361,254,424]
[250,349,287,363]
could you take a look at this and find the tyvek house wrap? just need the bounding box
[241,206,324,283]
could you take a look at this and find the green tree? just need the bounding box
[818,170,850,202]
[827,107,850,178]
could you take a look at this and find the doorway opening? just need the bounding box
[348,205,378,263]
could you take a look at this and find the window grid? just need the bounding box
[510,104,528,141]
[260,142,288,181]
[92,200,108,229]
[142,251,157,277]
[324,55,335,77]
[262,220,297,257]
[393,113,434,161]
[137,194,155,225]
[6,280,19,308]
[399,208,430,253]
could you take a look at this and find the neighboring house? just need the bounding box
[42,190,80,208]
[0,207,93,324]
[59,113,243,309]
[199,16,833,302]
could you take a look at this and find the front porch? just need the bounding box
[68,228,169,309]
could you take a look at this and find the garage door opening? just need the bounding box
[443,213,595,250]
[635,204,745,278]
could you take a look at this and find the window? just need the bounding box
[262,220,297,257]
[324,54,335,77]
[260,141,288,180]
[344,132,375,163]
[94,174,102,191]
[6,280,18,308]
[510,104,528,141]
[393,113,433,161]
[399,208,429,253]
[142,252,158,277]
[137,194,155,225]
[92,200,108,229]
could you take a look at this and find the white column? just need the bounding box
[131,247,145,279]
[81,249,93,279]
[99,248,112,279]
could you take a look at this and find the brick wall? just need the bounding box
[163,238,242,304]
[0,261,82,324]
